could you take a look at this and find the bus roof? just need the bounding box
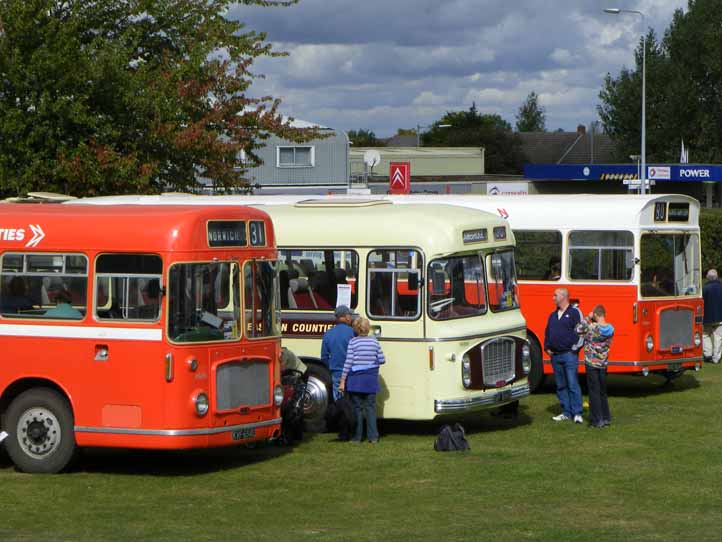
[386,194,701,231]
[256,202,513,253]
[67,195,515,253]
[69,193,700,231]
[0,204,273,252]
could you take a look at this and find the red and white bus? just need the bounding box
[0,204,283,472]
[383,194,704,390]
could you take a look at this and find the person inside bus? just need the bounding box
[138,279,161,319]
[544,287,584,424]
[544,256,561,281]
[1,276,35,315]
[44,286,83,319]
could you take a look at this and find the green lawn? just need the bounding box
[1,366,720,542]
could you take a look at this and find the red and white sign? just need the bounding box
[648,166,670,180]
[389,162,411,194]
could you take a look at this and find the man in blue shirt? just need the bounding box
[321,305,355,400]
[703,269,722,364]
[544,288,584,423]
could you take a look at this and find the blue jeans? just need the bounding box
[551,351,583,417]
[331,371,343,401]
[350,392,379,442]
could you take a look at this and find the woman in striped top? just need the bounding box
[339,317,386,443]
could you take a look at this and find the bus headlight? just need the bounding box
[462,353,471,388]
[194,392,209,416]
[521,344,531,374]
[274,384,284,406]
[694,332,701,347]
[645,335,654,352]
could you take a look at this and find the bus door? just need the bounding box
[365,248,423,416]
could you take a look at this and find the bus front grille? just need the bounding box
[659,308,693,349]
[481,338,515,387]
[216,359,270,411]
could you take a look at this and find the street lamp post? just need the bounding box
[604,7,647,195]
[416,123,451,147]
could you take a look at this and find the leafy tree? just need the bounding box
[598,0,722,162]
[423,103,525,174]
[348,129,385,147]
[515,91,546,132]
[0,0,317,197]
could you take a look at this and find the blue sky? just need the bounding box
[229,1,686,136]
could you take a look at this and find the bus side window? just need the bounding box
[367,249,421,320]
[568,231,634,281]
[0,253,87,320]
[278,249,359,311]
[95,254,163,321]
[514,230,563,281]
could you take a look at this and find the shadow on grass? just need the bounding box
[378,403,533,437]
[0,439,298,476]
[535,371,701,399]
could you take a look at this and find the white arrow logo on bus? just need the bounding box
[26,224,45,247]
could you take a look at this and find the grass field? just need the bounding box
[1,366,720,542]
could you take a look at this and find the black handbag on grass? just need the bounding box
[434,423,470,451]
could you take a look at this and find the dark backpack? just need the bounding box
[434,423,470,452]
[326,394,356,441]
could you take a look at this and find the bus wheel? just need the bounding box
[302,365,331,433]
[527,339,545,393]
[4,388,76,474]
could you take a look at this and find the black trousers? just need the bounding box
[586,365,611,425]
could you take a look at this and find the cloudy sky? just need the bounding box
[229,0,686,137]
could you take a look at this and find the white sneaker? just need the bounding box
[573,415,584,424]
[552,414,570,422]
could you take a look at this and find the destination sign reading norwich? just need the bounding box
[207,221,247,247]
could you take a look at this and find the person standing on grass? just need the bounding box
[544,288,584,424]
[576,305,614,428]
[339,317,385,443]
[321,305,355,401]
[702,269,722,364]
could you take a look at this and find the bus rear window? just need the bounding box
[0,253,87,320]
[168,262,240,343]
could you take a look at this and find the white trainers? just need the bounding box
[552,414,570,422]
[573,415,584,424]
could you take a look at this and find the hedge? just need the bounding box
[700,208,722,273]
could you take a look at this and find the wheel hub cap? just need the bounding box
[17,408,62,458]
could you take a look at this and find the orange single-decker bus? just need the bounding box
[0,204,283,473]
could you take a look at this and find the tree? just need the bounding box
[0,0,317,197]
[598,0,722,162]
[348,129,385,147]
[423,104,525,174]
[515,91,546,132]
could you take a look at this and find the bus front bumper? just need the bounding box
[434,382,530,414]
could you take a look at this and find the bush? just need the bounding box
[700,208,722,272]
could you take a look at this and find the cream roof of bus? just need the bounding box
[256,202,513,253]
[0,203,273,252]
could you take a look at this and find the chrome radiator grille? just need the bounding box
[216,359,270,411]
[659,308,693,349]
[481,338,515,387]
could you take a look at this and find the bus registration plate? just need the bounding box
[495,389,512,403]
[232,427,256,441]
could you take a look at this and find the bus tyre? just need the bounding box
[303,364,331,433]
[4,388,76,474]
[528,339,545,393]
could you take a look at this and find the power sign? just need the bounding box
[389,162,411,194]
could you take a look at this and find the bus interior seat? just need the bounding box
[289,277,318,310]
